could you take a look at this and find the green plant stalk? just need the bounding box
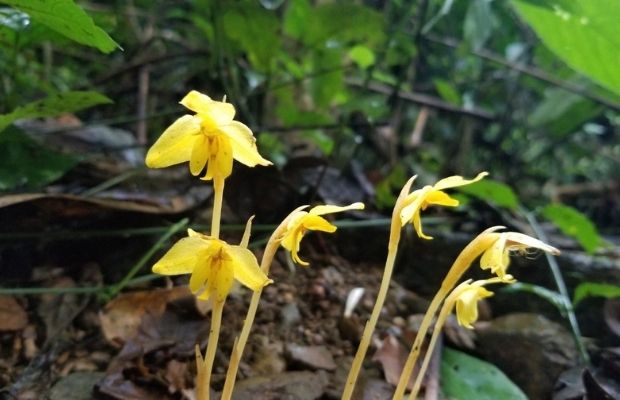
[523,210,589,364]
[221,206,306,400]
[393,231,497,399]
[106,218,188,299]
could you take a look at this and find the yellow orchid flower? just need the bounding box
[145,90,272,180]
[452,276,513,328]
[280,202,365,266]
[480,230,560,281]
[152,228,272,301]
[399,172,488,239]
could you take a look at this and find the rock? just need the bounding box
[49,372,105,400]
[476,313,579,399]
[280,303,302,328]
[286,344,337,371]
[233,370,328,400]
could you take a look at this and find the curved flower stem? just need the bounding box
[196,298,225,400]
[393,232,497,399]
[211,177,225,239]
[221,207,306,400]
[408,291,455,399]
[342,178,415,400]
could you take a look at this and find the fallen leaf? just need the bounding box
[286,344,336,371]
[372,334,410,387]
[99,286,191,346]
[0,295,28,331]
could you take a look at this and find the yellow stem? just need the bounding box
[342,215,402,400]
[408,293,457,399]
[195,298,225,400]
[211,177,225,239]
[393,232,498,399]
[221,208,303,400]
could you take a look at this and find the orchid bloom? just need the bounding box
[146,90,271,181]
[152,228,272,301]
[399,172,488,239]
[451,276,513,329]
[280,202,365,266]
[480,230,560,281]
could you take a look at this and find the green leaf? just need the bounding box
[223,3,281,72]
[511,0,620,96]
[573,282,620,306]
[348,45,375,69]
[0,91,112,133]
[3,0,118,53]
[433,78,461,105]
[463,0,497,51]
[503,282,568,315]
[441,347,527,400]
[542,203,602,253]
[529,87,601,136]
[0,126,78,190]
[301,130,334,156]
[458,179,520,210]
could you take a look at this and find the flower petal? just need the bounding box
[146,115,200,168]
[190,135,209,176]
[152,236,210,275]
[399,188,429,227]
[455,285,493,329]
[180,90,235,125]
[227,245,272,291]
[308,202,365,216]
[302,215,337,233]
[433,171,488,191]
[424,190,459,207]
[480,234,509,275]
[240,216,254,248]
[203,135,233,180]
[505,232,560,255]
[213,258,235,301]
[189,257,212,294]
[219,121,272,167]
[412,211,432,240]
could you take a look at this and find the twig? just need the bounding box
[424,34,620,112]
[348,78,495,121]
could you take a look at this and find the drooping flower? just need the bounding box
[146,90,271,181]
[452,276,514,329]
[480,231,560,280]
[279,202,365,266]
[399,172,488,239]
[152,228,272,301]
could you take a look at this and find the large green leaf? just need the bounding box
[573,282,620,306]
[2,0,118,53]
[0,126,78,190]
[511,0,620,96]
[458,179,520,210]
[0,91,112,133]
[542,203,602,253]
[441,347,527,399]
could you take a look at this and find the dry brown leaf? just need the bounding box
[0,295,28,331]
[372,334,411,388]
[99,286,191,346]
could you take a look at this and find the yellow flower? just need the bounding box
[452,276,514,328]
[152,228,272,301]
[280,202,365,266]
[399,172,488,239]
[480,231,560,280]
[145,90,271,180]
